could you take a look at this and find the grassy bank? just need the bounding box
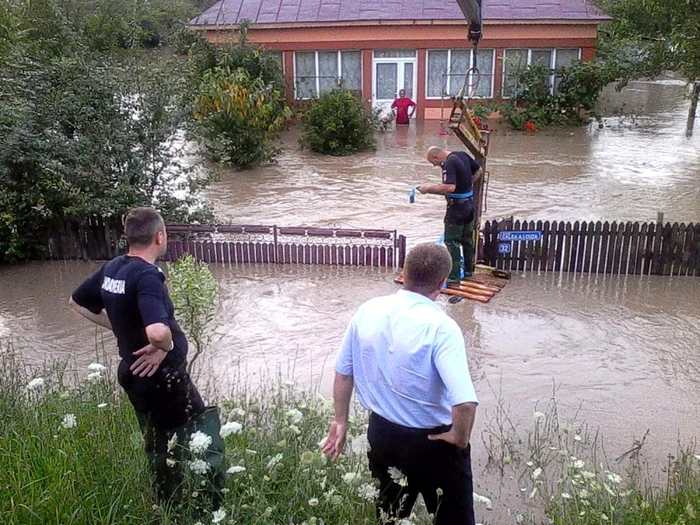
[1,350,699,524]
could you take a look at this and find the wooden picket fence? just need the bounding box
[481,219,700,276]
[40,217,406,268]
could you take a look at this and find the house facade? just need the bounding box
[189,0,609,120]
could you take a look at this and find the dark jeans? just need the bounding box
[444,198,475,284]
[367,413,476,525]
[117,360,224,508]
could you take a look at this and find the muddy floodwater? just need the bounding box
[1,80,699,518]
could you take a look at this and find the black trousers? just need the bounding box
[367,412,475,525]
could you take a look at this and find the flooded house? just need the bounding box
[189,0,610,119]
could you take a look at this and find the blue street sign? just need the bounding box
[498,243,511,254]
[498,231,542,242]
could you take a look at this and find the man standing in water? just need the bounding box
[391,89,417,125]
[323,243,479,525]
[69,207,225,509]
[419,146,483,286]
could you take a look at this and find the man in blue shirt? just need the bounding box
[69,207,225,509]
[419,146,483,286]
[323,243,479,525]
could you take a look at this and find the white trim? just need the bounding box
[424,48,495,100]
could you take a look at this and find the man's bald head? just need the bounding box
[426,146,449,166]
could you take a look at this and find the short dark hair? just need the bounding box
[124,207,165,247]
[403,243,452,296]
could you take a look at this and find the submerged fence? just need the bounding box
[41,217,406,269]
[41,217,700,277]
[482,219,700,276]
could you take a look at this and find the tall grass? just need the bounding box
[2,346,699,525]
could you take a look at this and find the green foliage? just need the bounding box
[300,90,376,156]
[192,67,291,169]
[599,0,700,83]
[0,55,212,263]
[491,60,616,131]
[189,21,290,169]
[168,254,219,376]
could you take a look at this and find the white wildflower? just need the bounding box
[87,372,103,381]
[211,508,226,524]
[97,403,108,408]
[166,459,176,468]
[188,459,210,475]
[601,513,609,521]
[342,472,360,484]
[574,434,583,442]
[436,488,443,497]
[283,380,295,387]
[607,473,622,484]
[526,461,534,467]
[388,466,408,487]
[167,433,178,453]
[532,411,546,422]
[515,514,524,524]
[59,390,70,400]
[582,470,596,480]
[245,449,257,455]
[308,498,319,507]
[267,453,284,469]
[531,467,542,480]
[289,424,301,435]
[351,434,370,455]
[573,459,585,469]
[529,486,538,499]
[220,421,243,438]
[228,407,246,418]
[357,483,379,501]
[88,363,106,372]
[227,466,246,474]
[194,522,204,525]
[579,489,590,499]
[284,408,303,423]
[473,492,493,509]
[188,431,212,456]
[561,492,571,499]
[26,378,45,391]
[694,455,700,461]
[61,414,77,429]
[317,436,328,448]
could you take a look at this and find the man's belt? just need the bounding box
[448,191,474,200]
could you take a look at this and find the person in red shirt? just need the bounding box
[391,89,417,125]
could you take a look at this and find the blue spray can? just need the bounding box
[409,187,416,203]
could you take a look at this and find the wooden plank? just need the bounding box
[664,223,679,276]
[597,222,610,274]
[642,222,655,275]
[580,221,593,273]
[546,221,558,272]
[692,224,700,276]
[605,222,618,274]
[528,220,541,272]
[650,221,664,275]
[511,220,522,271]
[610,222,624,275]
[678,224,692,276]
[538,221,549,272]
[567,221,579,273]
[627,222,640,275]
[553,221,565,272]
[562,222,573,273]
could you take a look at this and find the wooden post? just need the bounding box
[687,81,700,138]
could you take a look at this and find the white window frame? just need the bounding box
[293,50,362,100]
[502,48,582,98]
[425,48,495,100]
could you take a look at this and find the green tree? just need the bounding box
[599,0,700,135]
[168,254,219,377]
[301,90,376,156]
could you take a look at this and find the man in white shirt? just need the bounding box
[322,243,479,525]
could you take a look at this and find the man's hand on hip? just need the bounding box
[427,429,468,449]
[130,343,167,377]
[322,419,348,460]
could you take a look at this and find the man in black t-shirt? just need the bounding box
[419,146,483,286]
[70,207,225,508]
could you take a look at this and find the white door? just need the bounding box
[372,51,417,119]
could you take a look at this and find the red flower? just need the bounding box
[524,121,537,133]
[473,117,482,128]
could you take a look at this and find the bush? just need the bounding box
[192,67,291,168]
[300,90,376,156]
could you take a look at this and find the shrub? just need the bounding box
[300,90,375,156]
[192,67,291,168]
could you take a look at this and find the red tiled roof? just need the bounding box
[190,0,610,26]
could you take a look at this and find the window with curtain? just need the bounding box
[294,51,362,99]
[503,48,581,97]
[426,49,495,99]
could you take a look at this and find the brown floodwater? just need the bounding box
[1,80,699,519]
